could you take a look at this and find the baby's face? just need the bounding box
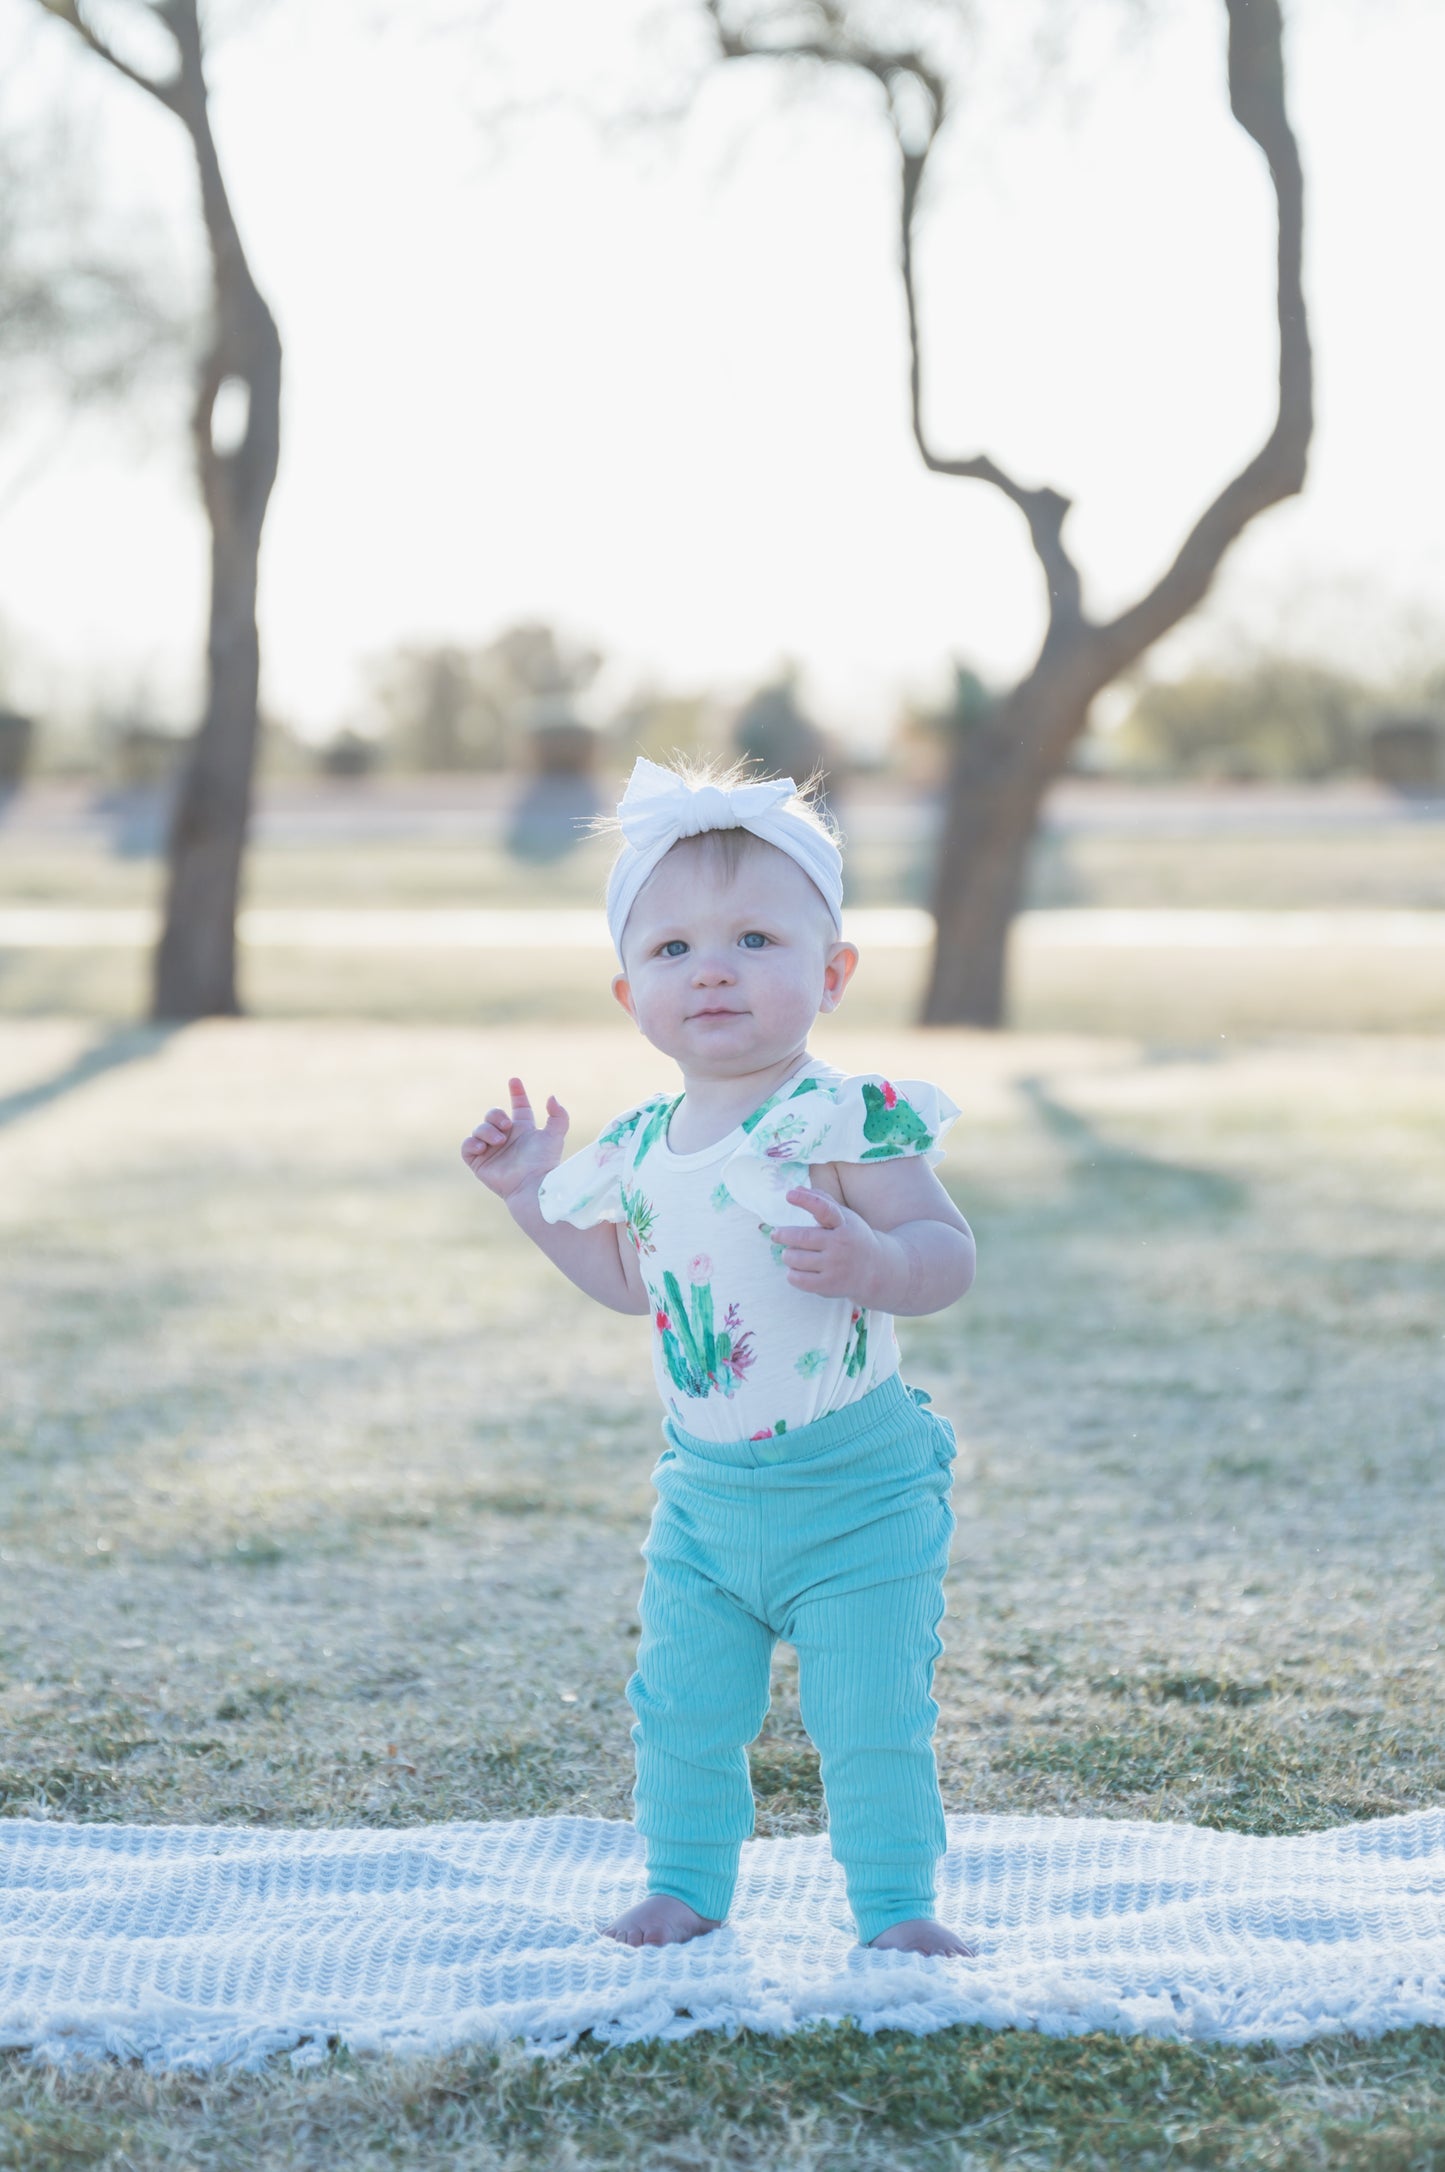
[613,844,856,1076]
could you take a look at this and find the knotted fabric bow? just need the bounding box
[605,756,844,960]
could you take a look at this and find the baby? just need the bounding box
[462,756,976,1956]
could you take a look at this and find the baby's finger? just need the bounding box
[772,1223,826,1250]
[468,1113,509,1142]
[784,1186,842,1229]
[780,1248,825,1274]
[508,1077,533,1118]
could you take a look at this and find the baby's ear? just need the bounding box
[820,941,860,1011]
[612,973,639,1027]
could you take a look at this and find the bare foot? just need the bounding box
[604,1895,723,1947]
[868,1917,975,1958]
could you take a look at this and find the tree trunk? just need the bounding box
[150,329,280,1017]
[151,448,266,1018]
[151,64,281,1019]
[27,5,282,1019]
[922,665,1091,1027]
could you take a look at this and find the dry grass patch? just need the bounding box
[4,816,1445,1037]
[5,929,1443,1037]
[6,2028,1445,2171]
[1,1021,1443,2167]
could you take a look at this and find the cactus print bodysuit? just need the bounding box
[537,1057,959,1444]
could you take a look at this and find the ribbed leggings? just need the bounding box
[627,1370,956,1945]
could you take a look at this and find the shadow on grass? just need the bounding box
[0,1025,178,1133]
[1015,1075,1247,1221]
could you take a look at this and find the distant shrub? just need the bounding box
[732,677,832,793]
[0,710,34,790]
[1368,715,1444,792]
[362,622,602,773]
[1112,662,1373,781]
[317,728,379,779]
[605,689,726,768]
[891,665,993,787]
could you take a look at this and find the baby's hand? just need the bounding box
[461,1077,569,1202]
[775,1185,891,1304]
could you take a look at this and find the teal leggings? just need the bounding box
[627,1370,956,1945]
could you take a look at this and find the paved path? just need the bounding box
[2,907,1444,950]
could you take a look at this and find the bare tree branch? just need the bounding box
[703,0,1314,1025]
[0,195,191,408]
[703,0,1090,634]
[704,0,931,92]
[706,0,1310,672]
[33,0,183,109]
[1094,0,1312,670]
[895,106,1086,634]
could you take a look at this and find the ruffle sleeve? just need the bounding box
[720,1073,960,1221]
[536,1096,670,1228]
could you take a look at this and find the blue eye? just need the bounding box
[740,932,771,950]
[659,939,689,958]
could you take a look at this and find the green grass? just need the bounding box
[6,2027,1445,2170]
[1,1020,1443,2167]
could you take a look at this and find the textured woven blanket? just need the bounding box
[3,1809,1444,2071]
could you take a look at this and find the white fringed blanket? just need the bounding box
[3,1809,1444,2071]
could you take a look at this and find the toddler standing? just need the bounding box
[463,757,975,1955]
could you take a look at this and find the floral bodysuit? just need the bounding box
[536,1057,960,1444]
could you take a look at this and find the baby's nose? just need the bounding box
[691,951,736,983]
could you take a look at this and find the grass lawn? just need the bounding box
[5,817,1445,912]
[5,817,1444,1036]
[3,918,1443,1039]
[2,1018,1444,2168]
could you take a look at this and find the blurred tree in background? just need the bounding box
[705,0,1314,1026]
[1113,662,1371,782]
[0,122,189,442]
[892,665,993,790]
[605,686,723,767]
[731,672,834,804]
[0,112,192,805]
[28,0,281,1023]
[360,622,602,772]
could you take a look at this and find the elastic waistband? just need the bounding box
[661,1369,936,1470]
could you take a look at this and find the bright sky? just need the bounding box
[1,0,1443,747]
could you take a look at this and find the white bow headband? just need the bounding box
[605,756,844,961]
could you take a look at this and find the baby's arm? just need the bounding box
[774,1158,975,1317]
[507,1186,648,1316]
[462,1078,648,1317]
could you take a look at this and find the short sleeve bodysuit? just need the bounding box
[537,1055,960,1443]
